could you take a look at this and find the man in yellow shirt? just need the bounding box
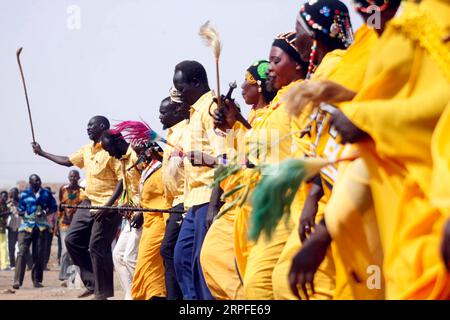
[159,95,190,300]
[31,116,123,300]
[172,60,228,299]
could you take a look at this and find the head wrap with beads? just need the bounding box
[297,0,354,78]
[246,60,277,104]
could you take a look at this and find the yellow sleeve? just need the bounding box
[69,146,85,169]
[341,83,450,166]
[431,102,450,215]
[266,107,295,163]
[311,49,346,81]
[201,101,228,157]
[109,157,123,180]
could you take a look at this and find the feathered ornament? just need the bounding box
[112,120,182,155]
[282,80,357,118]
[249,153,359,242]
[199,20,223,110]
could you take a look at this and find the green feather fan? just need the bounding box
[249,157,329,242]
[211,162,242,189]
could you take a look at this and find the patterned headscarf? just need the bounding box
[246,60,277,103]
[297,0,354,48]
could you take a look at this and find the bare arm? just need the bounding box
[93,180,124,222]
[299,176,324,243]
[206,185,224,228]
[104,180,124,207]
[32,142,73,167]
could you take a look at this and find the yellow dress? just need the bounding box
[430,101,450,216]
[237,81,302,299]
[131,167,171,299]
[271,49,348,300]
[200,107,266,300]
[339,0,450,299]
[302,25,384,300]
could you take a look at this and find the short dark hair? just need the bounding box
[161,96,181,108]
[29,174,40,181]
[0,191,7,197]
[100,130,124,145]
[91,115,110,129]
[69,169,80,176]
[175,60,208,85]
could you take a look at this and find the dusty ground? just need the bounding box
[0,241,124,300]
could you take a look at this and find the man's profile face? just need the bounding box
[159,101,180,130]
[173,70,197,106]
[87,118,104,141]
[101,138,121,159]
[0,192,7,203]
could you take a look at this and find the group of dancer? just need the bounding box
[26,0,450,300]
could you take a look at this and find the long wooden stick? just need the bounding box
[215,57,221,109]
[16,47,36,143]
[60,203,185,214]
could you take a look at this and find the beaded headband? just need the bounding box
[272,31,303,65]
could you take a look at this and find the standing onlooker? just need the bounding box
[12,174,57,289]
[0,191,9,270]
[56,170,83,286]
[44,186,55,270]
[6,188,21,270]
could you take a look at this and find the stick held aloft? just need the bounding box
[16,47,36,143]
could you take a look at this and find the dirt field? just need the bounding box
[0,241,124,300]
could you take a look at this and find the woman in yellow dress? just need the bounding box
[309,0,450,299]
[199,60,276,300]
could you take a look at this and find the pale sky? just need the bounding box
[0,0,362,188]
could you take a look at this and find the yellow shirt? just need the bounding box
[69,142,121,206]
[182,91,228,208]
[118,146,141,205]
[162,120,187,207]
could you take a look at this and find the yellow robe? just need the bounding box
[199,107,266,300]
[271,49,348,300]
[430,102,450,215]
[237,80,312,300]
[339,0,450,299]
[131,168,171,299]
[309,25,384,300]
[325,156,385,299]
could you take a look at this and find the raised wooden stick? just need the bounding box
[16,47,36,143]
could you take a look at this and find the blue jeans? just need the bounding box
[173,203,214,300]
